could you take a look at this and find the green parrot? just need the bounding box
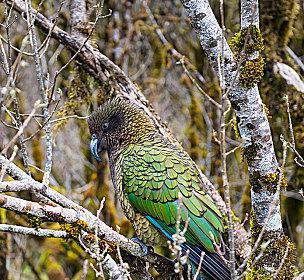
[88,98,230,280]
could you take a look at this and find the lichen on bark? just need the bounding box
[247,213,296,280]
[229,24,265,88]
[230,25,264,55]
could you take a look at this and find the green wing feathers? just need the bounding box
[123,137,224,253]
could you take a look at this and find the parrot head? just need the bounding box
[88,98,155,161]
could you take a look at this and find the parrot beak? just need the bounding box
[90,137,102,162]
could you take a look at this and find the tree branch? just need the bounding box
[180,0,292,276]
[24,0,53,185]
[0,224,67,238]
[180,0,281,228]
[5,0,230,220]
[0,155,174,277]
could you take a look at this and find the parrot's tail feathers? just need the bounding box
[182,244,231,280]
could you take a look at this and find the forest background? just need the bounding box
[0,0,303,279]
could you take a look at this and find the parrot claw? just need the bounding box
[131,237,150,256]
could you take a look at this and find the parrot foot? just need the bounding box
[131,237,151,256]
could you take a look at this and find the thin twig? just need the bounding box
[192,252,205,280]
[226,141,244,156]
[25,0,53,185]
[285,94,295,147]
[0,224,67,238]
[0,37,9,74]
[286,46,304,72]
[1,101,42,155]
[49,114,88,124]
[49,1,110,103]
[22,99,60,143]
[273,244,290,279]
[81,259,89,280]
[284,94,304,167]
[178,57,221,109]
[12,91,31,175]
[218,0,236,277]
[3,0,15,73]
[142,0,207,85]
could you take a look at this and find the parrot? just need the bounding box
[88,97,230,280]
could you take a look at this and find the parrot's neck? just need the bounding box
[108,148,123,193]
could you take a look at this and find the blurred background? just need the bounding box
[0,0,303,278]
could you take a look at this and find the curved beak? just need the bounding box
[90,137,102,162]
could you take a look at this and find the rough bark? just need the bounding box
[180,0,294,277]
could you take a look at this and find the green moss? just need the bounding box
[240,55,265,89]
[60,220,89,239]
[262,103,271,119]
[248,213,296,279]
[230,25,264,55]
[151,40,169,78]
[249,169,289,194]
[231,117,240,138]
[75,219,89,230]
[82,233,96,244]
[249,212,260,243]
[229,25,265,88]
[246,235,296,279]
[263,171,288,190]
[260,0,300,51]
[223,211,241,233]
[27,214,42,230]
[138,22,171,78]
[60,223,80,239]
[102,79,116,98]
[246,267,273,280]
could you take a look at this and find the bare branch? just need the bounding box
[282,93,304,167]
[286,46,304,72]
[178,57,221,108]
[1,101,42,155]
[12,89,31,175]
[241,0,259,28]
[192,252,205,280]
[24,0,53,185]
[0,224,67,238]
[0,156,174,275]
[81,259,89,280]
[179,0,291,276]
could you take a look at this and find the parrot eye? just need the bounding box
[102,122,109,131]
[91,133,97,139]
